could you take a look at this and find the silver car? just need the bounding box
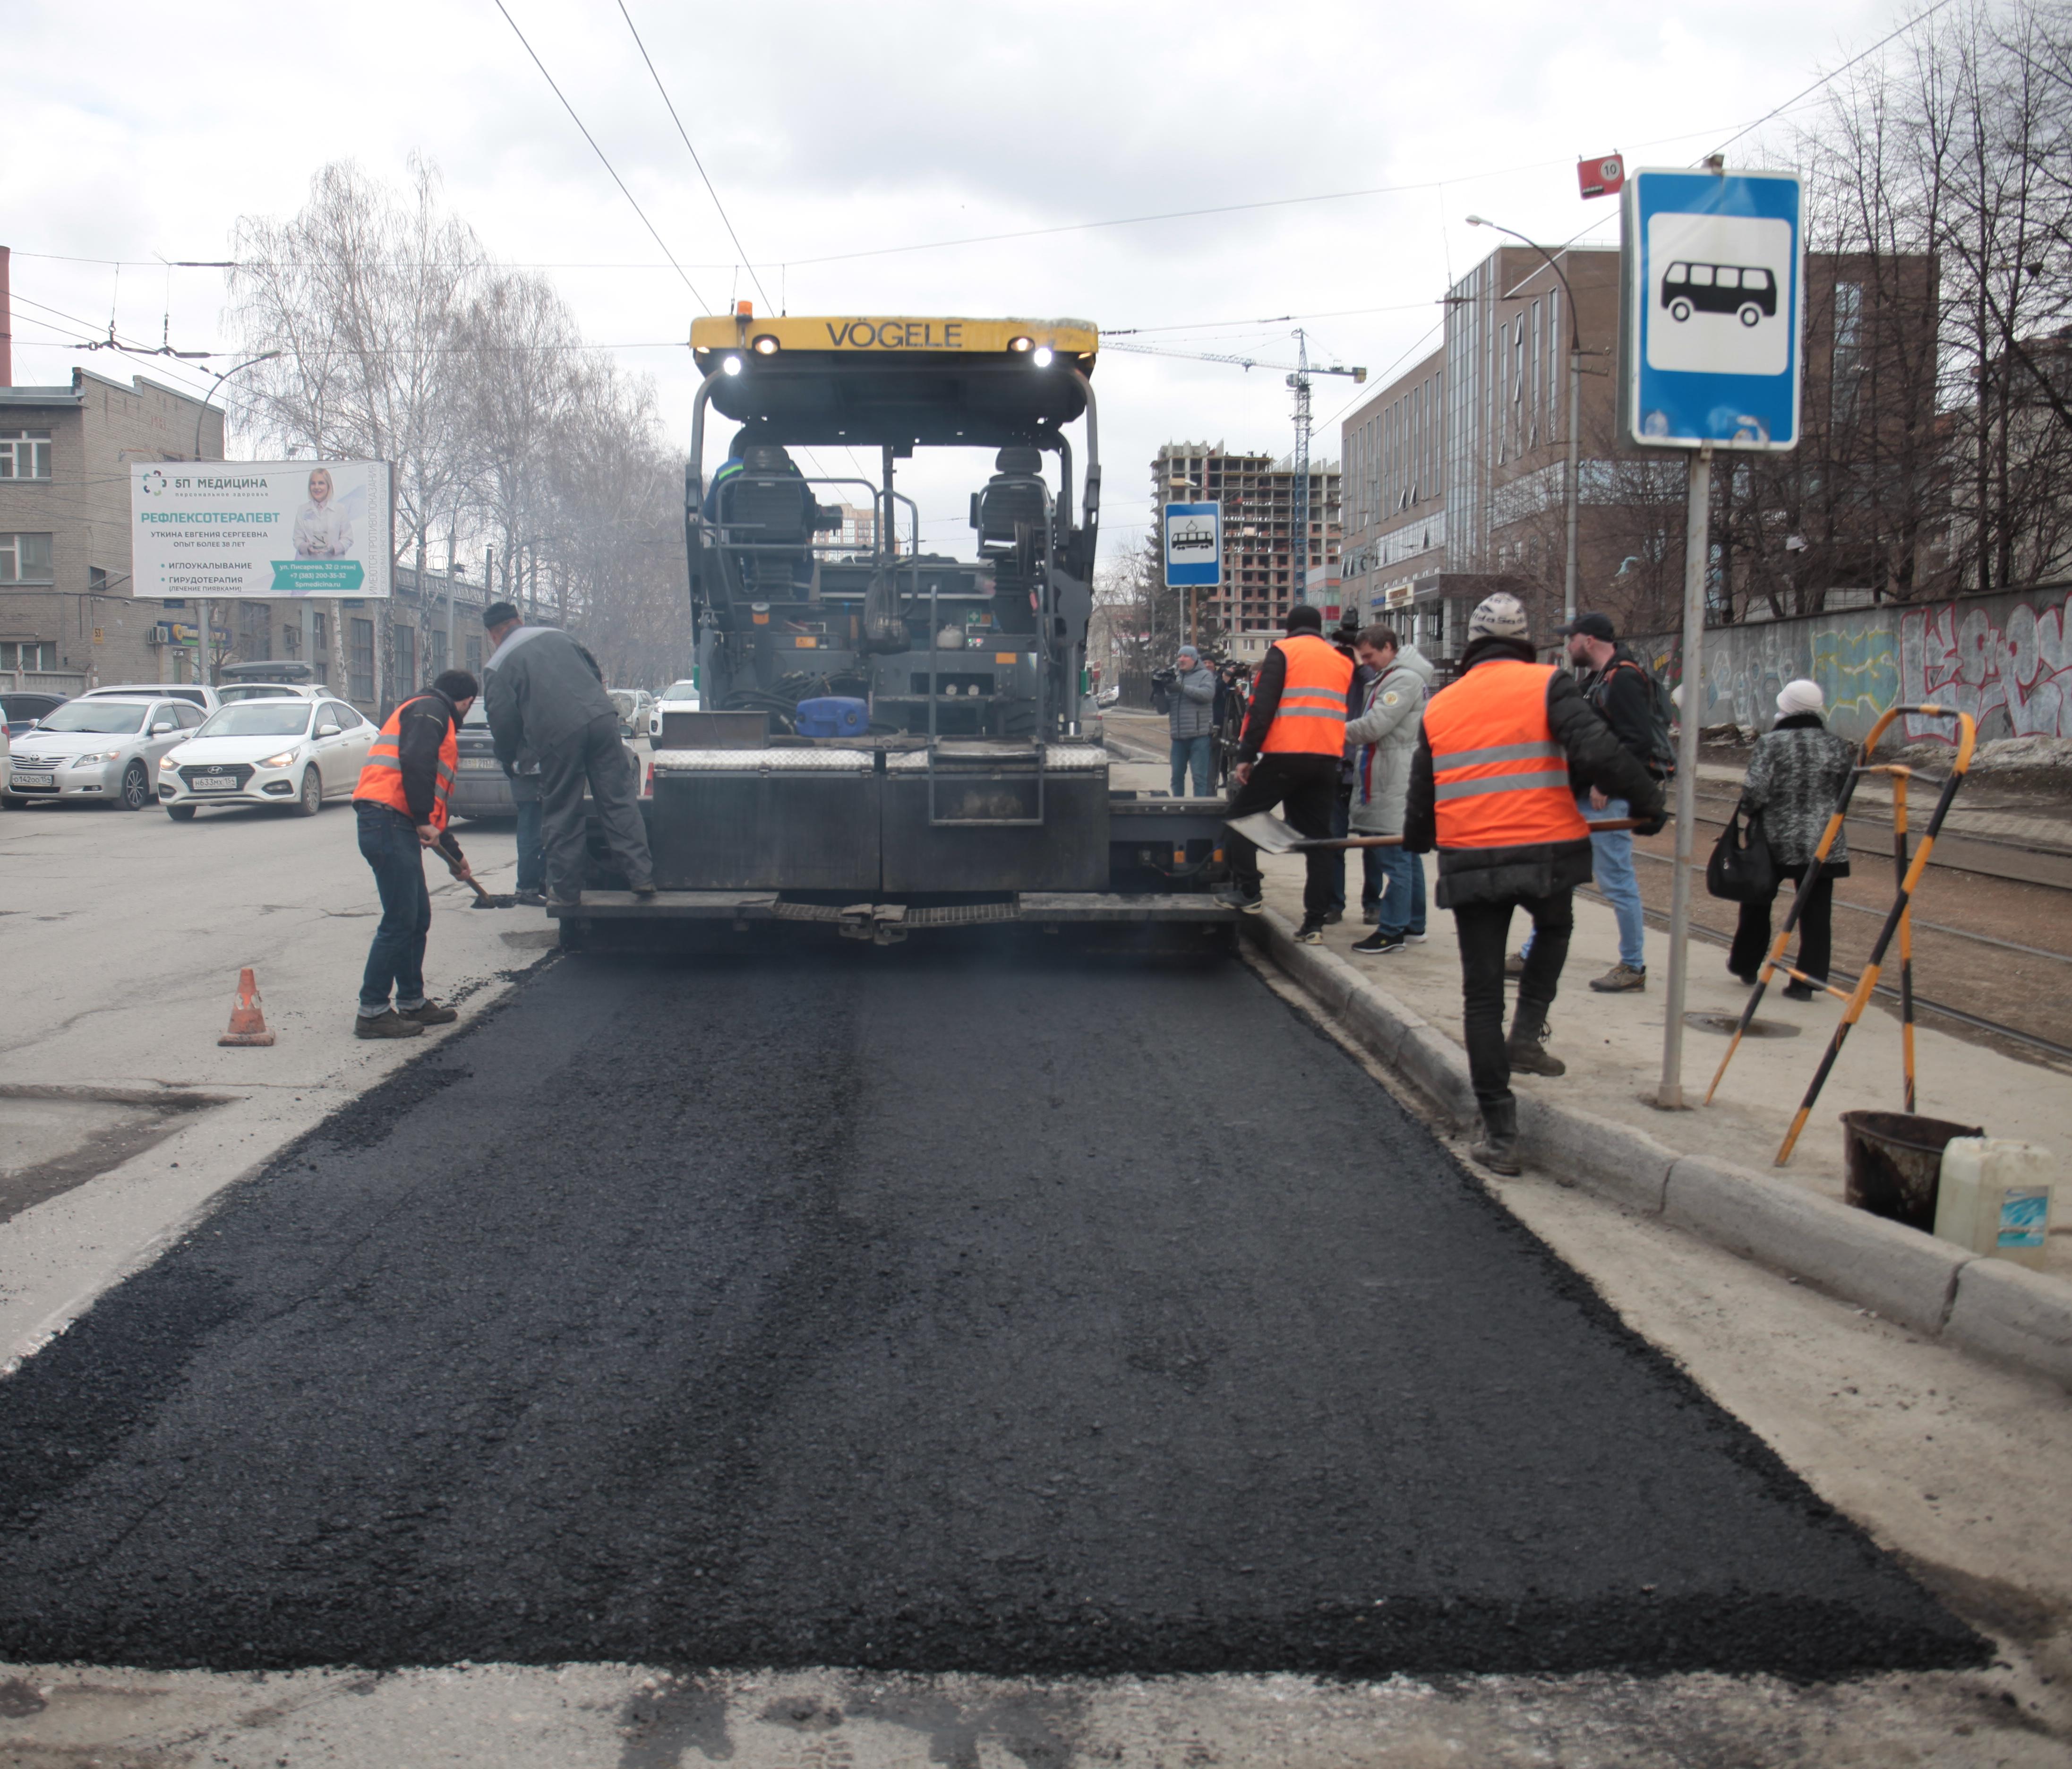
[2,696,206,809]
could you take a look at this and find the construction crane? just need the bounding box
[1106,331,1366,606]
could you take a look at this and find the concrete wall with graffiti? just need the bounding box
[1634,584,2072,747]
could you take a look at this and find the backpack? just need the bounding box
[1593,657,1678,778]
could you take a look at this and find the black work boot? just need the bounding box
[1506,1000,1567,1077]
[1469,1099,1521,1175]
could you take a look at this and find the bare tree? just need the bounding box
[230,158,484,589]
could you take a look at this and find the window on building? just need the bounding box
[312,611,329,654]
[0,431,52,480]
[430,625,449,679]
[1549,290,1561,435]
[395,623,418,693]
[1,641,58,671]
[235,601,272,661]
[0,533,54,584]
[1832,281,1864,427]
[349,618,375,701]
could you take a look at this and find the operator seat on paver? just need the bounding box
[715,443,832,596]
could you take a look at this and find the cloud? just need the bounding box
[2,0,1894,564]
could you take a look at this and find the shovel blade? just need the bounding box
[1226,811,1302,854]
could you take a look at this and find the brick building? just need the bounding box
[1340,240,1940,660]
[1,367,226,697]
[1150,443,1341,640]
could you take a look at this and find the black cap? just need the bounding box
[1285,603,1324,633]
[1556,611,1616,642]
[482,601,521,630]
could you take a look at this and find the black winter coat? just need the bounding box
[1403,636,1666,907]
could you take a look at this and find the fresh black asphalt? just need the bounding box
[0,944,1982,1676]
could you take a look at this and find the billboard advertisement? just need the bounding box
[130,460,393,601]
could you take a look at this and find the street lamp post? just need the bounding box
[1466,217,1582,626]
[188,351,283,689]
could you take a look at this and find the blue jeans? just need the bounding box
[1524,793,1644,970]
[514,797,544,893]
[357,803,431,1016]
[1169,734,1213,798]
[1373,846,1426,937]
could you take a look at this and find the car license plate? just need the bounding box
[459,757,500,771]
[10,771,54,788]
[193,775,237,792]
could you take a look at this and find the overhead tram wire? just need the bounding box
[1706,0,1958,160]
[490,0,713,311]
[615,0,771,314]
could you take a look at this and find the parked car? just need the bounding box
[448,695,641,821]
[3,695,205,809]
[609,688,655,739]
[2,691,68,737]
[648,678,701,741]
[218,660,317,689]
[82,683,220,715]
[217,682,325,706]
[158,696,376,820]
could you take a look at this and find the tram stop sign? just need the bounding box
[1620,166,1803,451]
[1163,501,1221,588]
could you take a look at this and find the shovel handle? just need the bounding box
[1286,816,1653,852]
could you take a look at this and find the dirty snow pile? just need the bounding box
[1894,734,2072,774]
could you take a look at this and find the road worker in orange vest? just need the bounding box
[1218,602,1357,943]
[1402,593,1666,1173]
[351,669,479,1040]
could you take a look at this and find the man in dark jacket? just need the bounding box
[482,601,655,907]
[1539,610,1664,994]
[1404,593,1665,1171]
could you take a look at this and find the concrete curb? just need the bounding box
[1243,907,2072,1391]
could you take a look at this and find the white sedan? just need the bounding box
[159,696,376,821]
[647,678,701,741]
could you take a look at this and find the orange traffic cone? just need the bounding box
[218,967,276,1047]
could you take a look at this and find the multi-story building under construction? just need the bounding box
[1152,443,1341,640]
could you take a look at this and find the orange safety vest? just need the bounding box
[1259,633,1354,756]
[1422,660,1589,850]
[353,695,458,830]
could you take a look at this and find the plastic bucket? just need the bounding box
[1841,1111,1984,1231]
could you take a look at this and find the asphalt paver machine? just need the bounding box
[553,312,1235,950]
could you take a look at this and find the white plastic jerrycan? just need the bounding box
[1934,1138,2056,1271]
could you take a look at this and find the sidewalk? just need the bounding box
[1252,846,2072,1286]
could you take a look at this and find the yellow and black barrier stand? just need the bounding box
[1704,704,1977,1164]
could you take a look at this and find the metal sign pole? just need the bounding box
[1656,442,1712,1108]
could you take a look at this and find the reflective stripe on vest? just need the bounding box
[1259,633,1353,756]
[1422,660,1589,850]
[352,696,458,829]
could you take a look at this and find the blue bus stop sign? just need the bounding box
[1163,501,1221,588]
[1621,167,1802,451]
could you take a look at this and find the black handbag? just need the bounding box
[1706,800,1776,902]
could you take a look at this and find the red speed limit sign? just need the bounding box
[1579,154,1625,199]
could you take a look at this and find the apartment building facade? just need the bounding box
[1150,442,1341,639]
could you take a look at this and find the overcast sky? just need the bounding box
[4,0,1900,566]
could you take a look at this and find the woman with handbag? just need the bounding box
[1727,679,1854,998]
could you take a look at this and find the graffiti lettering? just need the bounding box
[1900,590,2072,741]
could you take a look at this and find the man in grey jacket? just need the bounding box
[1345,624,1435,956]
[481,601,655,906]
[1166,644,1217,797]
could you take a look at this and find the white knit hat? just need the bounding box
[1777,678,1824,718]
[1467,591,1530,641]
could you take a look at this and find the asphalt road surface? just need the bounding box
[0,944,1983,1679]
